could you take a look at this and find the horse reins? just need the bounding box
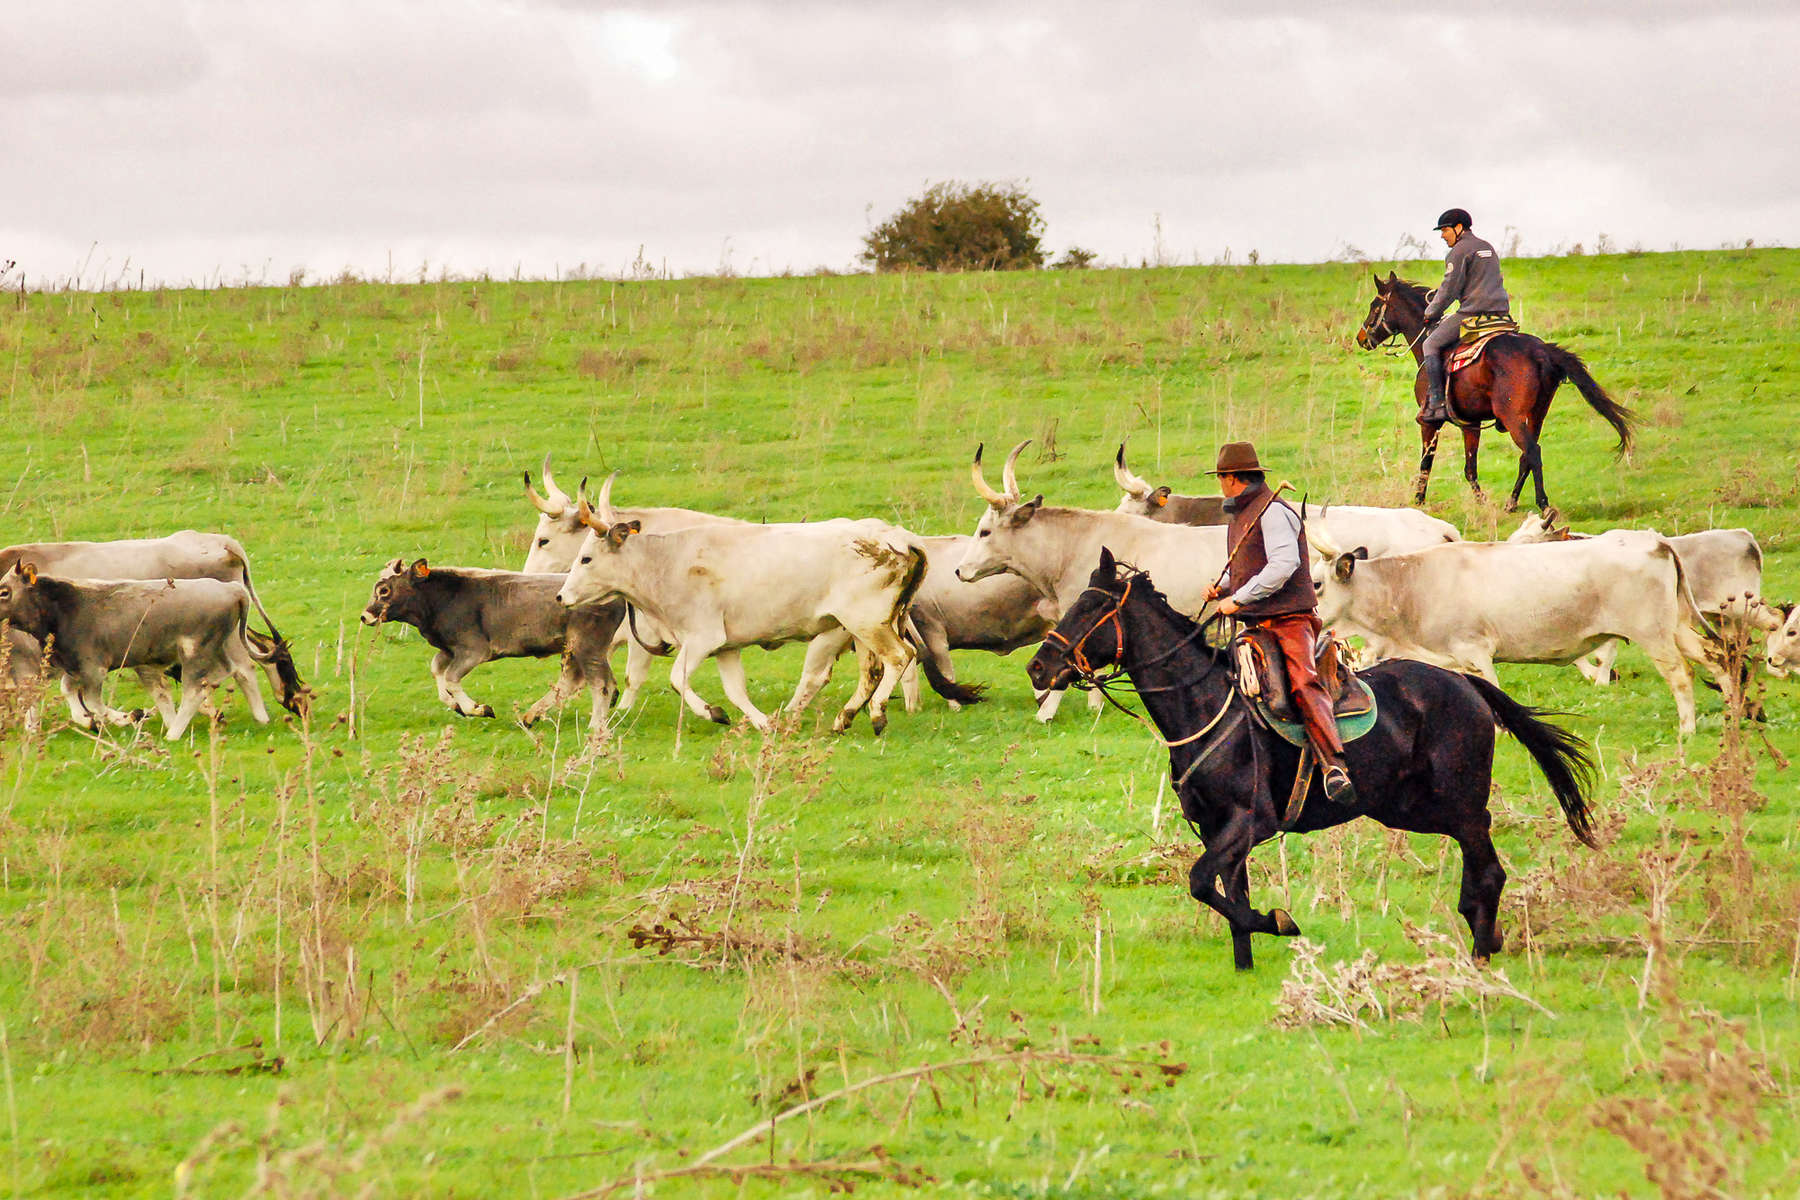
[1045,577,1236,750]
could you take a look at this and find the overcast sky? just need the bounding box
[6,1,1796,286]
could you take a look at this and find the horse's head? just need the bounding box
[1355,271,1414,350]
[1027,547,1131,692]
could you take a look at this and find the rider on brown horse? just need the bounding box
[1202,442,1356,806]
[1421,208,1511,424]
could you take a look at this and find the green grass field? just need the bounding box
[2,248,1798,1198]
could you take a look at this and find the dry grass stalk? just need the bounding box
[1588,929,1782,1199]
[562,1032,1185,1200]
[1272,923,1553,1031]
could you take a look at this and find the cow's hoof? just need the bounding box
[1271,909,1301,936]
[870,713,887,736]
[707,706,730,725]
[830,714,852,734]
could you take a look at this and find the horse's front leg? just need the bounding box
[1187,809,1299,971]
[1461,426,1484,498]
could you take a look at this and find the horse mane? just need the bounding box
[1386,278,1430,307]
[1110,562,1227,663]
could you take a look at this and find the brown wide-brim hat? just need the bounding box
[1204,441,1266,475]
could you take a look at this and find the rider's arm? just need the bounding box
[1422,244,1467,324]
[1228,506,1302,605]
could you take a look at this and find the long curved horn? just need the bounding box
[1307,520,1348,560]
[595,472,620,525]
[1001,439,1030,499]
[1113,443,1152,499]
[541,452,573,509]
[970,444,1007,507]
[523,470,561,515]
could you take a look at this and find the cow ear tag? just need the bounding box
[1153,487,1171,507]
[411,559,430,579]
[19,562,37,584]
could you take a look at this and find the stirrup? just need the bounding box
[1323,764,1357,804]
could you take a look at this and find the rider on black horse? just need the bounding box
[1202,441,1357,806]
[1420,207,1511,424]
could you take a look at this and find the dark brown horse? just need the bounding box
[1355,272,1635,511]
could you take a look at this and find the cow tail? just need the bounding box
[903,612,988,706]
[889,541,928,631]
[1539,341,1634,456]
[1464,674,1597,848]
[1660,541,1720,642]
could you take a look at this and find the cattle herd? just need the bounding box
[0,442,1792,744]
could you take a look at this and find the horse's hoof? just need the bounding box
[1271,909,1301,936]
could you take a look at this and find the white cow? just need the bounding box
[1766,605,1800,678]
[1508,510,1781,685]
[556,493,924,734]
[956,442,1228,619]
[1311,526,1722,734]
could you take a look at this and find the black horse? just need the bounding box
[1354,272,1634,512]
[1026,550,1596,971]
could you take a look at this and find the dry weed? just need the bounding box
[1272,922,1552,1031]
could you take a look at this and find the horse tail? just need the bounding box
[1464,673,1598,848]
[1538,341,1634,456]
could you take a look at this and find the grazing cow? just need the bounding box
[0,532,308,714]
[1767,605,1800,678]
[1114,443,1461,555]
[957,442,1229,618]
[556,493,925,734]
[1310,527,1722,734]
[360,560,621,734]
[0,563,281,739]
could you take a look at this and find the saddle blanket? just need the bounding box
[1448,315,1520,373]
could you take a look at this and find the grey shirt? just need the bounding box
[1220,503,1303,605]
[1422,232,1511,323]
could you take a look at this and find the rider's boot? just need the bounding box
[1420,354,1449,424]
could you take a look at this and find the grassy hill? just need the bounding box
[1,248,1797,1197]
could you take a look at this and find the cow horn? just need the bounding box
[596,472,620,526]
[541,453,573,510]
[524,470,561,516]
[1001,439,1030,499]
[1113,443,1153,499]
[970,444,1007,507]
[1308,522,1347,560]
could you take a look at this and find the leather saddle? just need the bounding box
[1447,314,1520,374]
[1230,628,1377,743]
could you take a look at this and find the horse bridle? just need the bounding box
[1041,575,1234,749]
[1361,292,1430,358]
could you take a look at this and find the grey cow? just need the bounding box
[0,563,283,739]
[361,559,622,735]
[0,531,308,714]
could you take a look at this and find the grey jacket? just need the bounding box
[1422,232,1510,323]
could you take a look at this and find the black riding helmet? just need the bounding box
[1434,207,1474,230]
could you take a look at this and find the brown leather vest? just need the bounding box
[1225,485,1316,619]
